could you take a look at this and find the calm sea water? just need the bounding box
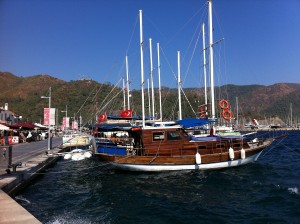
[16,131,300,224]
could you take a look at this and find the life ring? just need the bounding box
[199,104,209,113]
[199,113,207,119]
[222,109,232,121]
[219,99,230,109]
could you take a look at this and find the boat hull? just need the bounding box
[94,143,267,172]
[112,152,262,172]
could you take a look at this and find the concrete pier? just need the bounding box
[0,189,41,224]
[0,138,64,223]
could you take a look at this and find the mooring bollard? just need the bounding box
[0,145,12,174]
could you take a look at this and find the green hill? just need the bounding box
[1,72,299,127]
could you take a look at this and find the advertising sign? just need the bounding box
[72,121,78,130]
[62,117,70,128]
[44,108,56,125]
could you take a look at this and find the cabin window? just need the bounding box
[167,131,181,140]
[233,143,241,148]
[216,144,225,149]
[153,132,165,141]
[198,145,206,150]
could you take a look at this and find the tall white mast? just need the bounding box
[177,51,182,120]
[147,79,151,117]
[122,78,126,110]
[290,103,293,127]
[139,10,145,127]
[157,42,163,121]
[125,55,130,110]
[149,38,155,120]
[208,0,215,120]
[79,114,82,131]
[202,23,208,109]
[48,87,51,150]
[236,96,239,127]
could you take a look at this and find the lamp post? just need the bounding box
[61,105,68,118]
[41,87,51,150]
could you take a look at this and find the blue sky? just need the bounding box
[1,0,300,89]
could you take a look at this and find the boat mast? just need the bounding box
[157,42,163,121]
[123,78,126,110]
[147,79,151,117]
[202,23,208,110]
[177,51,182,120]
[79,114,82,131]
[125,55,130,110]
[208,0,215,120]
[290,102,293,127]
[139,10,145,127]
[236,96,239,128]
[149,38,155,120]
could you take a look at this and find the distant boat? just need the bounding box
[62,131,92,148]
[64,148,92,161]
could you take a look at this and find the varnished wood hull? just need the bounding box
[94,140,272,172]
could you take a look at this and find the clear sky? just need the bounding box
[1,0,300,89]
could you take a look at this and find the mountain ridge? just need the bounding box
[1,72,299,126]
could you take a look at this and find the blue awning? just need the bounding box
[176,118,210,128]
[94,123,132,131]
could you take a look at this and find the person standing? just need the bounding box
[2,147,6,159]
[50,130,53,149]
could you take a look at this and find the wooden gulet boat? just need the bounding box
[93,125,274,172]
[93,0,280,172]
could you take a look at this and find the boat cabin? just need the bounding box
[95,125,248,158]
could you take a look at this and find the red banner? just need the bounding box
[43,108,50,125]
[72,121,78,130]
[43,108,55,125]
[62,117,70,128]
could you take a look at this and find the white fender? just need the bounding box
[240,148,246,160]
[84,151,92,158]
[251,138,259,143]
[64,153,72,160]
[72,153,85,161]
[71,149,83,153]
[195,152,201,165]
[229,147,234,160]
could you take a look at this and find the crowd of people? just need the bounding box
[0,129,51,145]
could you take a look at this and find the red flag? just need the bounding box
[98,113,107,122]
[121,109,132,118]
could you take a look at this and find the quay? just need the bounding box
[0,137,64,224]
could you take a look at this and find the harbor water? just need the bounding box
[16,131,300,223]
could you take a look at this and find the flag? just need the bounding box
[121,109,132,118]
[98,113,107,122]
[252,119,258,126]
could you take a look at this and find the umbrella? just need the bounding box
[0,124,9,130]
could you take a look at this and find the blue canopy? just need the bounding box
[94,123,132,131]
[176,118,210,128]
